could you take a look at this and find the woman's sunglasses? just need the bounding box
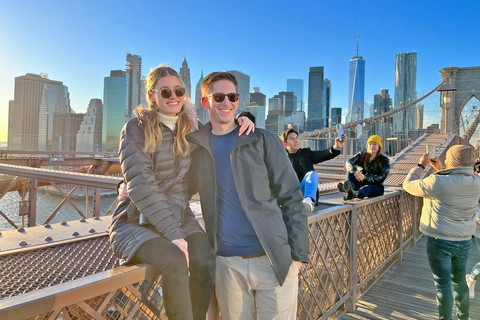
[207,93,240,103]
[150,87,186,99]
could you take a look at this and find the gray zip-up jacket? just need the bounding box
[403,166,480,241]
[187,124,309,285]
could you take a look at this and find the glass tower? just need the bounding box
[307,66,324,131]
[103,70,127,152]
[394,52,417,134]
[226,70,250,107]
[286,79,304,111]
[347,56,365,123]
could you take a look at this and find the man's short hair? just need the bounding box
[201,72,238,96]
[281,128,298,142]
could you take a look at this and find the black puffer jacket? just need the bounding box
[287,147,340,182]
[346,152,390,184]
[109,118,202,265]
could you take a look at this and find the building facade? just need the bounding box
[179,57,191,98]
[347,55,365,123]
[238,103,266,129]
[373,89,393,137]
[103,70,127,152]
[394,52,417,134]
[307,66,324,131]
[323,78,331,127]
[277,91,297,118]
[265,109,285,136]
[126,53,142,119]
[76,99,103,152]
[287,79,304,111]
[417,104,424,129]
[52,113,84,152]
[250,87,266,107]
[8,73,63,150]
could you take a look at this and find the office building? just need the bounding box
[330,108,342,126]
[277,91,297,117]
[52,113,84,151]
[417,104,424,129]
[285,110,306,133]
[347,37,365,123]
[179,57,191,98]
[226,70,250,107]
[76,99,103,152]
[250,87,266,107]
[287,79,304,111]
[394,52,417,134]
[103,70,127,152]
[373,89,393,136]
[307,66,324,131]
[8,73,63,150]
[126,53,142,119]
[238,103,266,129]
[38,83,71,151]
[265,109,285,136]
[269,97,283,111]
[323,79,331,127]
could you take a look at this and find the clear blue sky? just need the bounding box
[1,0,479,142]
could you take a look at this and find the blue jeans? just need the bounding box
[346,172,384,199]
[300,171,318,201]
[427,236,472,320]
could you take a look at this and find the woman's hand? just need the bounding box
[237,116,255,136]
[295,260,303,272]
[353,171,365,182]
[117,182,128,201]
[172,238,189,267]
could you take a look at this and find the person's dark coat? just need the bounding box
[287,147,340,182]
[187,123,309,286]
[346,152,390,184]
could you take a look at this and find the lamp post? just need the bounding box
[438,76,457,134]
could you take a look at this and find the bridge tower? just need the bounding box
[440,66,480,134]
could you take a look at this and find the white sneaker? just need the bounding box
[302,197,314,214]
[466,274,476,299]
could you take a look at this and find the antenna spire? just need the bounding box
[356,31,359,58]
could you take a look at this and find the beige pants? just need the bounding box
[215,255,298,320]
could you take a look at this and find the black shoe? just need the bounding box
[337,182,345,193]
[343,180,356,200]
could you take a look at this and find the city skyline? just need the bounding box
[1,0,480,142]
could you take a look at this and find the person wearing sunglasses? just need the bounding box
[187,72,308,320]
[109,65,254,320]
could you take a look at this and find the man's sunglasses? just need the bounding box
[150,87,186,99]
[207,93,240,103]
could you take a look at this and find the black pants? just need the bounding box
[133,232,215,320]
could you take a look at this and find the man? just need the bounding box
[187,72,308,320]
[281,128,346,213]
[403,145,480,320]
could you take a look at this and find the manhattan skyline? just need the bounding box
[1,0,479,142]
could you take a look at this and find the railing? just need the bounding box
[0,190,420,320]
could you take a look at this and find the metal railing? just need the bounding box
[0,190,420,320]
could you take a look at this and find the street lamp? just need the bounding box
[438,76,457,133]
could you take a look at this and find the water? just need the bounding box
[0,190,117,231]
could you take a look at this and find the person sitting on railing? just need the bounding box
[281,128,346,213]
[338,135,390,201]
[109,65,254,320]
[403,145,480,320]
[466,214,480,299]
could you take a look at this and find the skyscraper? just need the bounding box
[330,108,342,126]
[38,83,71,150]
[226,70,250,107]
[323,79,331,127]
[76,99,103,152]
[269,97,283,111]
[286,79,304,111]
[179,57,191,98]
[8,73,63,150]
[250,87,266,107]
[307,66,324,131]
[103,70,127,152]
[394,52,417,134]
[417,104,424,129]
[126,53,142,119]
[238,103,266,129]
[347,35,365,123]
[52,113,84,152]
[195,71,210,125]
[277,91,297,117]
[373,89,393,136]
[265,109,285,136]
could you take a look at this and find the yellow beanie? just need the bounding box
[367,135,382,148]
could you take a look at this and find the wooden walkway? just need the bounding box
[341,236,480,320]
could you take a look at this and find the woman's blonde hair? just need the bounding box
[135,65,192,156]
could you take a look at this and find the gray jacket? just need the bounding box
[403,166,480,241]
[187,124,309,285]
[109,118,202,265]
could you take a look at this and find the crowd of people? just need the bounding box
[107,65,480,320]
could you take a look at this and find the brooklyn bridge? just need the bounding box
[1,66,480,319]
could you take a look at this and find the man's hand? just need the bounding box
[295,260,303,272]
[334,134,347,150]
[419,152,432,169]
[353,171,365,182]
[172,238,189,267]
[430,158,444,171]
[237,116,255,136]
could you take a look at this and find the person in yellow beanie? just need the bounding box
[338,135,390,200]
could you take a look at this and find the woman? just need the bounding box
[109,65,253,320]
[338,135,390,200]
